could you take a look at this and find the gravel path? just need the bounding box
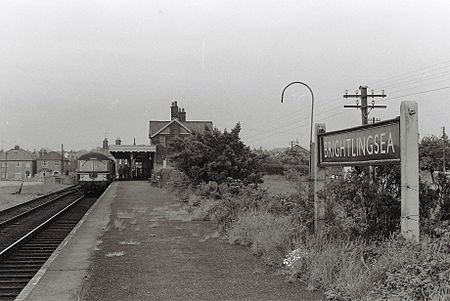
[83,182,324,301]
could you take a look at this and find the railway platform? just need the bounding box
[19,181,323,301]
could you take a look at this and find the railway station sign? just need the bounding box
[318,117,400,166]
[313,102,419,242]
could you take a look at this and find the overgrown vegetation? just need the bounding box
[158,132,450,301]
[169,123,264,185]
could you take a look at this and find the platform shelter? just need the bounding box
[108,141,155,180]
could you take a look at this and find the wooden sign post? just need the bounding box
[313,101,419,241]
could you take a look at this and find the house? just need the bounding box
[0,145,36,180]
[149,101,213,166]
[36,150,69,177]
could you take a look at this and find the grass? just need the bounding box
[163,170,450,300]
[260,175,297,194]
[0,181,71,211]
[227,210,292,266]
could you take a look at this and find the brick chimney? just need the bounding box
[170,101,179,120]
[103,138,109,149]
[115,138,121,145]
[178,108,186,122]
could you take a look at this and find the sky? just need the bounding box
[1,0,449,151]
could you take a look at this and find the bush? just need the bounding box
[262,162,285,175]
[159,168,192,202]
[284,236,373,297]
[228,210,293,266]
[189,199,220,221]
[209,197,241,232]
[283,232,450,301]
[319,166,401,239]
[169,123,264,185]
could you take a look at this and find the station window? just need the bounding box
[54,161,60,166]
[25,162,31,168]
[42,161,48,166]
[16,162,21,167]
[1,162,6,168]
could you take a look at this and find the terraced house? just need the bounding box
[0,145,36,180]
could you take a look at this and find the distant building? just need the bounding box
[149,101,213,165]
[106,137,156,180]
[36,150,69,177]
[0,145,36,180]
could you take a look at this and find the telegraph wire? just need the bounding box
[382,77,450,95]
[374,69,450,91]
[244,102,345,142]
[245,109,351,144]
[387,86,450,101]
[370,59,450,86]
[246,59,450,146]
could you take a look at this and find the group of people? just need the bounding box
[118,164,143,180]
[118,165,131,180]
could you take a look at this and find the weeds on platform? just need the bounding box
[227,210,293,265]
[160,167,450,301]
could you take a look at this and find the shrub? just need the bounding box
[262,162,285,175]
[209,197,241,232]
[228,210,293,265]
[169,123,264,185]
[284,236,373,297]
[189,199,220,221]
[368,236,450,301]
[159,168,192,202]
[196,181,225,200]
[319,166,401,239]
[284,233,450,301]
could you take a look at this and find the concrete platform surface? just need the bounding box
[22,181,324,301]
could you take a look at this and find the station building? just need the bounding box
[149,101,213,168]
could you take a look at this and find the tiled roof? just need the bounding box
[149,119,213,138]
[149,121,170,137]
[37,151,69,161]
[0,149,34,161]
[183,121,213,133]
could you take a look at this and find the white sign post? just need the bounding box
[400,101,420,242]
[313,123,326,233]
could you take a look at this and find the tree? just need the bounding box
[169,123,264,185]
[420,135,450,178]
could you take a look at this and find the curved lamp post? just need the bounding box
[280,81,315,179]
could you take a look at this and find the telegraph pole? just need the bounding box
[61,144,64,175]
[443,126,447,173]
[343,86,387,125]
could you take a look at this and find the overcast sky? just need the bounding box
[1,0,449,151]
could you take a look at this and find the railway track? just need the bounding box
[0,185,79,229]
[0,188,98,300]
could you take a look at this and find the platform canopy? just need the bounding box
[108,144,156,160]
[108,145,156,153]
